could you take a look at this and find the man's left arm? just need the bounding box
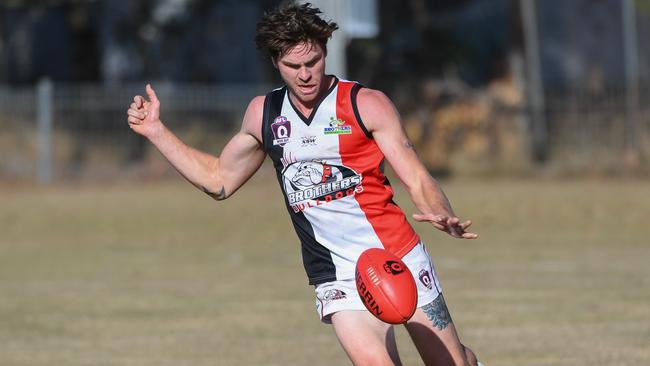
[357,88,477,239]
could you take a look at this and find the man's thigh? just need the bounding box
[331,310,401,366]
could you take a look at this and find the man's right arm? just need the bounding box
[127,84,266,200]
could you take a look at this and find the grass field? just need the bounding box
[1,166,649,365]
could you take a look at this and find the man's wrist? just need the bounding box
[145,120,166,143]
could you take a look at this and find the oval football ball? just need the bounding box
[355,248,418,324]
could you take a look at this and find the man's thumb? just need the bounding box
[413,213,446,223]
[412,213,433,222]
[146,84,159,104]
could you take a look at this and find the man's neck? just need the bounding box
[288,75,335,117]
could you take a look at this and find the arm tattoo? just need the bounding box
[203,186,226,200]
[422,295,453,330]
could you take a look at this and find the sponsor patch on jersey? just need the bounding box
[301,135,318,146]
[324,117,352,135]
[271,116,291,146]
[282,160,364,212]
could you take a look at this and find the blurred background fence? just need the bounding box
[3,79,649,183]
[2,0,650,183]
[0,81,271,183]
[545,86,650,172]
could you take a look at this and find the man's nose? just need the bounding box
[298,67,311,81]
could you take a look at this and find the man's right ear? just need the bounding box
[271,57,278,69]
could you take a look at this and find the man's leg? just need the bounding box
[331,310,402,366]
[404,294,478,366]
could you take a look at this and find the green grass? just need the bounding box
[1,168,649,365]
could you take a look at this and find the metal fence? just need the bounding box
[0,85,37,181]
[544,86,650,172]
[0,80,273,183]
[1,79,649,184]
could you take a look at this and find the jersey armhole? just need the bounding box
[351,83,373,140]
[261,93,271,150]
[261,87,288,150]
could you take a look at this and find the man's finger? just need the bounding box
[127,109,145,119]
[434,215,448,223]
[134,95,144,108]
[459,220,472,230]
[432,222,447,231]
[461,232,478,239]
[146,84,159,104]
[447,217,460,226]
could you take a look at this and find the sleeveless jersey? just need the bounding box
[261,78,420,285]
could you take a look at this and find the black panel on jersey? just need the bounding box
[287,188,338,285]
[262,86,337,286]
[351,83,373,139]
[262,87,287,164]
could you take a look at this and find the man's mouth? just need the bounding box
[298,84,317,94]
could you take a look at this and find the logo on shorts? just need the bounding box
[271,116,291,146]
[322,289,347,304]
[419,269,433,289]
[383,261,405,275]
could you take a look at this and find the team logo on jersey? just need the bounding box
[282,160,363,212]
[324,117,352,135]
[419,269,433,290]
[271,116,291,146]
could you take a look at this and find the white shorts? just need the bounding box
[314,242,443,323]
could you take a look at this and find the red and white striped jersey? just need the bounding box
[262,78,420,285]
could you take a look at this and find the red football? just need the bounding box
[355,248,418,324]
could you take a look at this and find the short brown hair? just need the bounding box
[255,2,339,61]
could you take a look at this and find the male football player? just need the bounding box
[127,2,481,365]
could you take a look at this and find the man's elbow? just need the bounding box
[202,185,228,201]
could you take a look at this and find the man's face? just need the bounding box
[275,41,327,106]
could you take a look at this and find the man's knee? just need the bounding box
[464,345,479,366]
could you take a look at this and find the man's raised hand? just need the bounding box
[127,84,162,138]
